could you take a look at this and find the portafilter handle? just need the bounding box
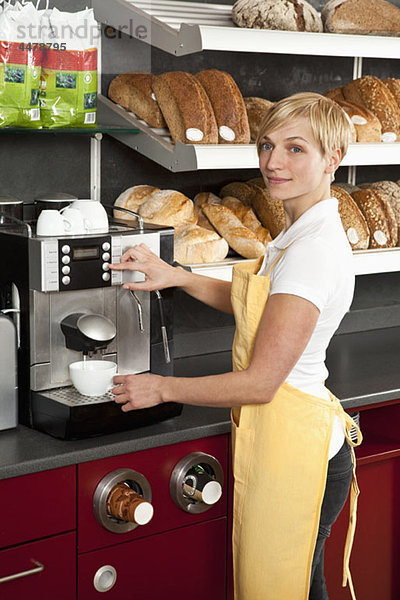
[102,203,144,231]
[0,212,32,237]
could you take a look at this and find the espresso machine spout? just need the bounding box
[60,313,116,355]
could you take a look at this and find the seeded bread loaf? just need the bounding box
[244,97,274,141]
[247,179,286,238]
[114,185,159,222]
[108,72,166,128]
[232,0,323,32]
[152,72,218,144]
[343,76,400,141]
[383,78,400,109]
[351,188,398,248]
[222,196,272,245]
[358,180,400,244]
[174,225,229,264]
[195,70,250,144]
[220,181,256,206]
[330,185,370,249]
[202,204,265,259]
[333,99,382,142]
[322,0,400,35]
[138,189,197,229]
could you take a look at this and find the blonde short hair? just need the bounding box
[256,92,351,159]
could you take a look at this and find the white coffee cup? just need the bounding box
[69,200,109,233]
[36,209,65,236]
[61,207,86,235]
[69,360,117,396]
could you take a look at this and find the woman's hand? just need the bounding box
[109,243,182,291]
[111,373,164,411]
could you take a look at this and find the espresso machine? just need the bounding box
[0,217,181,440]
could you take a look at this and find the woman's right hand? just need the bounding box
[109,243,183,291]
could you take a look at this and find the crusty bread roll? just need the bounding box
[330,185,370,249]
[174,225,229,264]
[193,192,221,207]
[351,188,398,248]
[232,0,323,32]
[152,72,218,144]
[108,72,166,128]
[222,196,272,245]
[333,99,381,142]
[343,76,400,141]
[220,181,255,205]
[244,97,274,141]
[247,179,286,238]
[358,180,400,244]
[322,0,400,35]
[195,70,250,144]
[114,185,159,222]
[138,189,197,229]
[202,204,265,259]
[383,78,400,109]
[324,87,345,101]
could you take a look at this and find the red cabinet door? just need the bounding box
[325,457,400,600]
[0,532,76,600]
[78,518,227,600]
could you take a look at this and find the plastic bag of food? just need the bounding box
[40,7,99,128]
[0,1,42,128]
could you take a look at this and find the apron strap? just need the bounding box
[265,241,295,278]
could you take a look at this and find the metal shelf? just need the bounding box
[191,248,400,281]
[99,95,400,172]
[93,0,400,58]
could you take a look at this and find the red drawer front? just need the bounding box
[0,532,76,600]
[0,466,76,548]
[78,518,226,600]
[78,434,229,553]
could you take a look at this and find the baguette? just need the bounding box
[174,225,229,264]
[202,204,265,259]
[351,188,397,248]
[108,72,166,128]
[222,196,272,245]
[330,185,370,249]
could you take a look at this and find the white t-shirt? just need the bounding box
[257,197,355,458]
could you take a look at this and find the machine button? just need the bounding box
[61,245,71,254]
[102,263,110,271]
[102,252,110,262]
[62,276,71,286]
[62,266,71,275]
[102,272,111,282]
[62,255,71,265]
[102,242,110,251]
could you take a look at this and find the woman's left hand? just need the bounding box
[111,373,164,411]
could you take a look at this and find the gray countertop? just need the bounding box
[1,327,400,481]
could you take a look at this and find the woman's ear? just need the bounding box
[325,148,342,177]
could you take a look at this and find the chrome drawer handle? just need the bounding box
[0,560,44,584]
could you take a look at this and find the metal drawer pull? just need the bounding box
[0,560,44,584]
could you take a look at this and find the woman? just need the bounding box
[109,92,362,600]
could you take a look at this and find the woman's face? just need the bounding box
[258,117,332,205]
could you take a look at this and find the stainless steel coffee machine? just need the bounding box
[0,218,181,439]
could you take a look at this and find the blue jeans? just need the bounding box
[309,440,353,599]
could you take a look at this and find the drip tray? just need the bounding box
[40,386,114,407]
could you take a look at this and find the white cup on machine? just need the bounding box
[69,360,118,397]
[69,199,109,233]
[36,209,66,236]
[60,207,86,235]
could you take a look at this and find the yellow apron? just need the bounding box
[231,248,362,600]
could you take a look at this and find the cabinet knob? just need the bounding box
[93,565,117,593]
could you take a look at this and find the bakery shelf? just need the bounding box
[99,95,400,171]
[191,249,400,281]
[93,0,400,59]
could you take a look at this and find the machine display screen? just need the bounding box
[72,246,100,261]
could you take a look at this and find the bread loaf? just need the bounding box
[247,179,286,238]
[324,87,345,101]
[232,0,323,32]
[351,188,398,248]
[202,204,265,259]
[333,99,381,142]
[358,180,400,244]
[220,181,256,205]
[222,196,272,245]
[174,225,229,264]
[244,97,274,141]
[333,182,360,194]
[343,76,400,141]
[108,72,166,128]
[138,189,197,229]
[195,70,250,144]
[330,185,369,249]
[322,0,400,35]
[114,185,159,222]
[152,72,218,144]
[193,192,221,207]
[383,78,400,109]
[195,207,217,232]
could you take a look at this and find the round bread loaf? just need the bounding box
[108,72,166,128]
[174,225,229,265]
[138,189,196,228]
[343,76,400,141]
[358,181,400,245]
[113,185,159,221]
[333,99,381,142]
[196,70,250,144]
[232,0,323,32]
[351,188,398,248]
[220,181,256,205]
[330,185,369,249]
[247,179,286,239]
[322,0,400,35]
[244,97,275,141]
